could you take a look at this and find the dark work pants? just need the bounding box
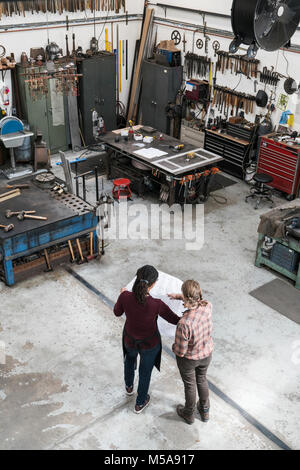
[124,343,160,406]
[176,354,212,417]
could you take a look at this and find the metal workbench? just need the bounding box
[256,233,300,290]
[0,174,99,286]
[101,127,223,205]
[255,200,300,290]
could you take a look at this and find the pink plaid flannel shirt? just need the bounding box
[172,301,213,360]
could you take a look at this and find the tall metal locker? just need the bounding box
[16,64,69,154]
[140,60,183,134]
[77,53,117,146]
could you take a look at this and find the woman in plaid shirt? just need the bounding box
[169,280,213,424]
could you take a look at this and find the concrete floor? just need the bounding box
[0,153,299,450]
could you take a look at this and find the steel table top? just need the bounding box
[0,174,93,241]
[100,128,223,176]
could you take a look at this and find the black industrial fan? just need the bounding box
[230,0,300,57]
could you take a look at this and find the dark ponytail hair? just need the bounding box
[132,265,159,305]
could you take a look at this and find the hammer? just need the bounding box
[5,209,36,219]
[75,238,85,264]
[86,232,98,261]
[6,184,30,190]
[67,240,76,263]
[0,223,14,232]
[43,248,53,272]
[17,212,48,221]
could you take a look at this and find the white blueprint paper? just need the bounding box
[133,148,168,159]
[126,271,184,339]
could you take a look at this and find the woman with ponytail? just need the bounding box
[114,265,180,414]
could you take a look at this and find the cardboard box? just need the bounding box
[157,40,179,52]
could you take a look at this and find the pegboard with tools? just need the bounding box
[216,51,259,78]
[185,52,211,79]
[212,85,256,117]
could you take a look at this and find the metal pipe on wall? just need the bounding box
[1,10,299,53]
[152,16,300,54]
[0,14,143,33]
[151,2,231,20]
[150,2,300,31]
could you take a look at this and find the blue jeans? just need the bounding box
[124,343,161,406]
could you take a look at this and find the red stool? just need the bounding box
[112,178,132,200]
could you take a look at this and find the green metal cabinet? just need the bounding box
[141,60,183,135]
[16,64,69,154]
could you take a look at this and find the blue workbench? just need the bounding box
[0,176,99,286]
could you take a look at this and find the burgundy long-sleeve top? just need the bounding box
[114,291,180,350]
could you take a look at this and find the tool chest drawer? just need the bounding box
[204,130,250,179]
[227,123,255,141]
[257,136,300,198]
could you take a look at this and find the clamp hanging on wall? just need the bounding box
[182,33,187,53]
[202,16,211,55]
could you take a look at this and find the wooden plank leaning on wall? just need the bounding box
[127,8,154,125]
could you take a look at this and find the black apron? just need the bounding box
[122,324,162,372]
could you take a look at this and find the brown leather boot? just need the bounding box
[197,401,210,422]
[176,405,195,425]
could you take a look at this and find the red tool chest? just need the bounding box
[257,135,300,199]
